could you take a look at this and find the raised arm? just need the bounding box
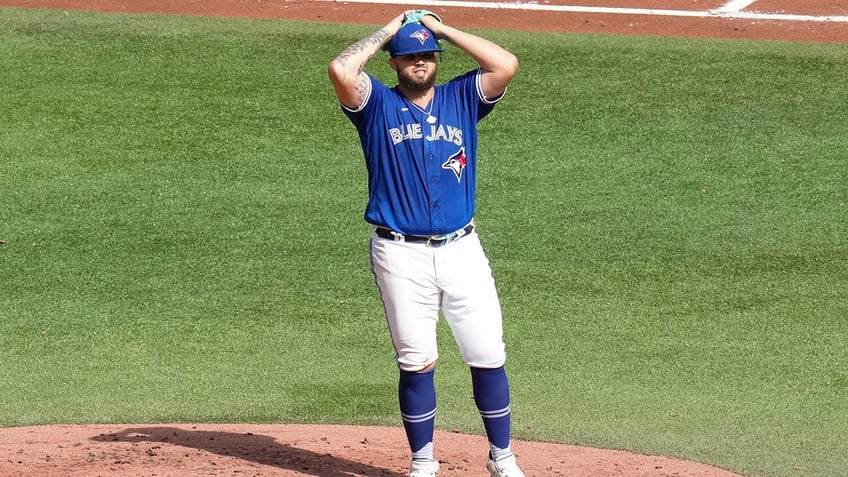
[328,12,407,109]
[420,15,519,100]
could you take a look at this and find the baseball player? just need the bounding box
[328,10,523,477]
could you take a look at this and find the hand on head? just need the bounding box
[401,9,444,36]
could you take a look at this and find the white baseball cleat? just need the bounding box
[486,455,525,477]
[409,459,440,477]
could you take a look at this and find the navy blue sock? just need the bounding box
[399,368,437,460]
[471,366,512,454]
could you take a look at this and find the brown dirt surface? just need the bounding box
[1,0,845,475]
[0,423,744,476]
[1,0,847,42]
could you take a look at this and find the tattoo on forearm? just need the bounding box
[353,74,370,103]
[335,29,390,73]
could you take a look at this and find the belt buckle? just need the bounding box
[427,233,452,247]
[426,234,447,247]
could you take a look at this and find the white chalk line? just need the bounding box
[328,0,848,23]
[714,0,758,14]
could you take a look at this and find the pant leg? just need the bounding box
[435,232,506,368]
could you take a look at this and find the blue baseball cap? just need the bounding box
[386,23,443,57]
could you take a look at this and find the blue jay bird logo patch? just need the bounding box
[410,29,431,45]
[442,148,467,182]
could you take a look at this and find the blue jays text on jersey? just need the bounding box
[389,123,463,146]
[342,69,505,237]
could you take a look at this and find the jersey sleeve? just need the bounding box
[449,69,506,122]
[476,68,508,105]
[341,73,385,127]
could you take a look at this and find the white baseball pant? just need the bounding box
[369,227,507,372]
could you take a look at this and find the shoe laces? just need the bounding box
[488,456,525,477]
[409,459,439,477]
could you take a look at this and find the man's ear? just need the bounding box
[388,57,397,71]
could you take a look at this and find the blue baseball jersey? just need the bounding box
[342,69,505,236]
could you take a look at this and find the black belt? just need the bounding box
[374,224,475,247]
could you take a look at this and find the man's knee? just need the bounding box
[462,346,506,369]
[398,358,437,373]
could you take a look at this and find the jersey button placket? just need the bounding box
[423,134,443,231]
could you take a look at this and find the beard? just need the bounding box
[397,68,437,92]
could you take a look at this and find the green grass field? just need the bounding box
[1,7,846,476]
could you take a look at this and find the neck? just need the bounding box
[400,87,434,107]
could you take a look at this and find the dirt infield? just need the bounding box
[1,0,847,42]
[1,0,845,475]
[0,423,745,476]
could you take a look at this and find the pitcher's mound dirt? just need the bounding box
[0,423,743,476]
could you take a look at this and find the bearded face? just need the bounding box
[392,52,438,92]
